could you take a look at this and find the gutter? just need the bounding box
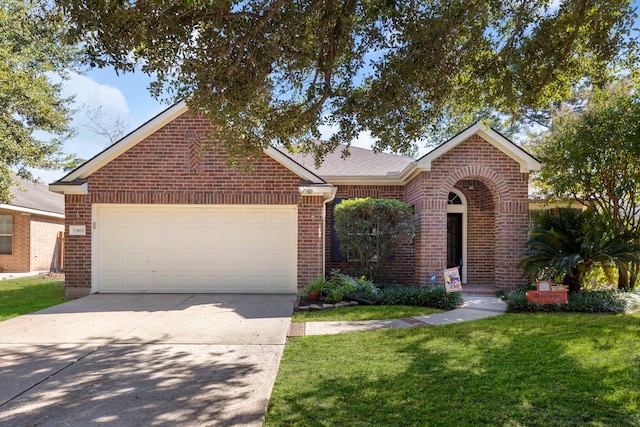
[321,187,338,277]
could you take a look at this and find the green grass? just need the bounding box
[292,305,442,322]
[266,313,640,426]
[0,277,65,321]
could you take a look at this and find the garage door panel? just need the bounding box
[247,210,268,224]
[174,253,198,266]
[197,210,221,223]
[95,205,297,293]
[223,210,244,224]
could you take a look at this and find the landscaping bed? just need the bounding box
[503,288,640,313]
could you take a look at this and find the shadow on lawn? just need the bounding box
[267,313,640,426]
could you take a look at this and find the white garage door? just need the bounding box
[94,204,297,293]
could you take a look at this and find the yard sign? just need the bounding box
[443,267,462,293]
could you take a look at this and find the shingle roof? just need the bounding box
[287,144,414,178]
[9,174,64,215]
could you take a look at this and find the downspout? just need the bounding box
[322,187,338,278]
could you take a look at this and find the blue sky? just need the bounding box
[33,1,640,184]
[36,63,381,183]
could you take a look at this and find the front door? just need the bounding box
[447,213,463,269]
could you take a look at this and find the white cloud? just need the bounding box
[64,73,129,117]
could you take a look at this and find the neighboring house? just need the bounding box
[0,174,65,273]
[50,101,541,298]
[528,188,587,227]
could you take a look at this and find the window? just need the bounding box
[331,198,346,262]
[0,215,12,255]
[448,192,462,205]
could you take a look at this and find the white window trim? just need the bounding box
[0,215,13,255]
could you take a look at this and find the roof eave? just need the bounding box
[49,181,88,195]
[0,203,65,219]
[265,147,326,184]
[321,175,407,186]
[416,122,542,174]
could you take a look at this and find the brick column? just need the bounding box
[297,196,325,289]
[64,194,93,298]
[494,199,529,290]
[414,197,448,285]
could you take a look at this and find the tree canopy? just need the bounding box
[531,79,640,234]
[57,0,638,162]
[0,0,77,202]
[530,78,640,288]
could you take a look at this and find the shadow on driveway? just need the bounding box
[0,293,296,426]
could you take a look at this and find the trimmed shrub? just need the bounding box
[504,288,640,313]
[374,286,463,310]
[334,198,415,280]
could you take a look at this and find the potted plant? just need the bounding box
[302,277,327,302]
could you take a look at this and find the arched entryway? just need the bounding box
[447,189,467,283]
[450,178,500,288]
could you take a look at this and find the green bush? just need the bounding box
[334,198,415,280]
[374,286,463,310]
[326,272,462,310]
[501,289,538,312]
[325,272,379,303]
[504,288,640,313]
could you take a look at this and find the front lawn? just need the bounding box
[293,305,442,322]
[266,313,640,426]
[0,277,65,322]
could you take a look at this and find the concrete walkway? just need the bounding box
[0,271,49,280]
[290,294,507,336]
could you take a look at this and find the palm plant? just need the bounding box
[520,209,640,292]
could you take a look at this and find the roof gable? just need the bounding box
[416,122,541,174]
[51,101,325,194]
[50,105,540,193]
[59,101,190,184]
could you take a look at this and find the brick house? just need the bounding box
[0,174,65,273]
[50,101,541,298]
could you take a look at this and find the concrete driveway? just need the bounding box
[0,293,296,426]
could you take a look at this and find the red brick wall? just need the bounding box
[326,185,414,284]
[64,114,530,294]
[64,112,323,296]
[64,195,92,295]
[0,209,30,272]
[29,215,64,271]
[407,135,529,289]
[298,196,325,287]
[405,172,448,286]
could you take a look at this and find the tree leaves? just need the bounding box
[521,208,640,291]
[57,0,638,163]
[0,0,78,202]
[531,79,640,234]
